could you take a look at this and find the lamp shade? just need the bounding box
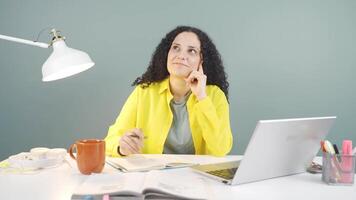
[42,40,94,82]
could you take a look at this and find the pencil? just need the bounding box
[130,135,148,139]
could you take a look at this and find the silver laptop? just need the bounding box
[191,116,336,185]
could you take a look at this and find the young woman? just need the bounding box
[105,26,233,156]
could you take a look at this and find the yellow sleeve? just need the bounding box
[194,88,233,156]
[104,86,139,157]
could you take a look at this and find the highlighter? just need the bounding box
[341,140,353,183]
[102,194,110,200]
[342,140,352,155]
[323,140,335,154]
[320,141,326,152]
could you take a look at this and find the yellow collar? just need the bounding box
[158,77,170,94]
[158,77,198,104]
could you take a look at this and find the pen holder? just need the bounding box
[322,153,355,185]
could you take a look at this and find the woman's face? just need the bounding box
[167,32,202,78]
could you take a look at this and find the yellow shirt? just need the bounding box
[105,78,233,157]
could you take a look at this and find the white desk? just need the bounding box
[0,154,355,200]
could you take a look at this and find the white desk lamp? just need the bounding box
[0,29,94,81]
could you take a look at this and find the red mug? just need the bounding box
[69,139,105,175]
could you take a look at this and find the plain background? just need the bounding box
[0,0,355,160]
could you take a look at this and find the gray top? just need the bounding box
[163,93,195,154]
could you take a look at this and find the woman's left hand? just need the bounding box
[185,63,207,100]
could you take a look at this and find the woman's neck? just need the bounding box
[169,76,191,102]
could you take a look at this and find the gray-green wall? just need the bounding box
[1,0,355,160]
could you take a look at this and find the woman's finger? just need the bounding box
[198,62,204,73]
[125,135,142,152]
[121,136,140,153]
[120,139,135,155]
[120,139,138,154]
[185,70,200,84]
[130,134,144,148]
[120,139,135,154]
[131,128,144,140]
[127,131,144,148]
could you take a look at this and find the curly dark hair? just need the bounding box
[133,26,229,99]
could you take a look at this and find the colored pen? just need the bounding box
[333,144,342,162]
[323,140,341,180]
[323,140,335,154]
[83,195,93,200]
[333,144,340,154]
[320,141,326,152]
[102,194,110,200]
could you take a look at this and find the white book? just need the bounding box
[71,169,209,200]
[106,154,197,172]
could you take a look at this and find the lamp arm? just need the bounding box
[0,34,49,48]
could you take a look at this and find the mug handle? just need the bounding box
[69,144,77,160]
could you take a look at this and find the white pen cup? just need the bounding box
[30,147,50,159]
[322,152,355,185]
[46,148,67,159]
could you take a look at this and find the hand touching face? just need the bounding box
[184,62,207,100]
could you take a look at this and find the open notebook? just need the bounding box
[71,170,208,200]
[106,154,196,172]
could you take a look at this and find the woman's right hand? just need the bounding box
[118,128,144,156]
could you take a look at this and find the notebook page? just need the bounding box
[142,169,209,199]
[107,155,165,172]
[73,172,146,196]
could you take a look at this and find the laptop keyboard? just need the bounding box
[206,167,238,180]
